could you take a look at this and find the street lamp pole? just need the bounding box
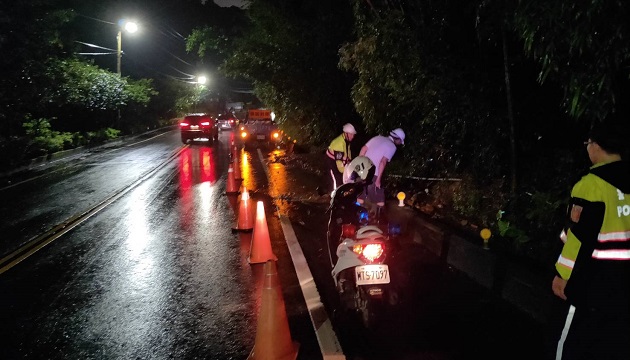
[115,20,137,128]
[116,29,122,76]
[116,20,138,76]
[116,29,122,128]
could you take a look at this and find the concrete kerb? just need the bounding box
[384,199,552,324]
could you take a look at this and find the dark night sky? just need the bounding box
[70,0,247,90]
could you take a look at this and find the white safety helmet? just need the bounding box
[389,128,405,145]
[342,123,357,134]
[343,156,375,184]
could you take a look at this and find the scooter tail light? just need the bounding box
[341,224,356,239]
[352,243,386,263]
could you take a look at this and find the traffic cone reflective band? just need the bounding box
[226,163,239,195]
[233,149,242,180]
[231,140,238,160]
[248,260,299,360]
[248,201,278,264]
[232,186,253,232]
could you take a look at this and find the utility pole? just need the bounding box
[116,30,122,128]
[116,30,122,76]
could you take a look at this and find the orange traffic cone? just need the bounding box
[226,163,239,195]
[233,149,242,181]
[248,260,300,360]
[248,201,278,264]
[231,140,239,160]
[232,186,253,232]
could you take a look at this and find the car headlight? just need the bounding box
[240,131,248,138]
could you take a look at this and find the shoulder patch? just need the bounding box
[570,204,583,223]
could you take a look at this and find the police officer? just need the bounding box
[551,120,630,360]
[324,123,356,195]
[357,128,405,222]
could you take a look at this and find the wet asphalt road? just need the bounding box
[0,128,548,359]
[0,130,319,359]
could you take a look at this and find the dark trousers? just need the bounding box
[325,156,342,194]
[548,299,630,360]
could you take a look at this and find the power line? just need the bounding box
[76,52,117,56]
[75,12,115,25]
[74,41,117,52]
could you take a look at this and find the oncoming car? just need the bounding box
[179,113,219,144]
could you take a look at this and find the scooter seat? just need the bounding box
[355,225,383,239]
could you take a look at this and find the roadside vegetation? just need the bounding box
[0,1,216,170]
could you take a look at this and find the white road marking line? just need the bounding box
[280,216,345,359]
[257,147,345,359]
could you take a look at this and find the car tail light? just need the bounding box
[200,121,211,126]
[352,243,385,263]
[230,119,234,123]
[179,122,190,127]
[341,224,356,239]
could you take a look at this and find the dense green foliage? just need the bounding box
[515,0,630,121]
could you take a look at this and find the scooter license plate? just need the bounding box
[355,264,390,285]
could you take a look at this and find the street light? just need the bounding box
[116,20,138,76]
[115,20,138,129]
[197,75,207,85]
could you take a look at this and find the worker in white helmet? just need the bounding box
[323,123,357,195]
[358,128,405,220]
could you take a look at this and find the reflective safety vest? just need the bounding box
[556,160,630,309]
[326,134,351,173]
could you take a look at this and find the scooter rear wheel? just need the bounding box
[359,297,380,329]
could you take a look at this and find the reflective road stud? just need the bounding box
[480,228,491,250]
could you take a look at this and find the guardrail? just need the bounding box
[385,200,554,323]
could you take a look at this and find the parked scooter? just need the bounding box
[326,156,397,329]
